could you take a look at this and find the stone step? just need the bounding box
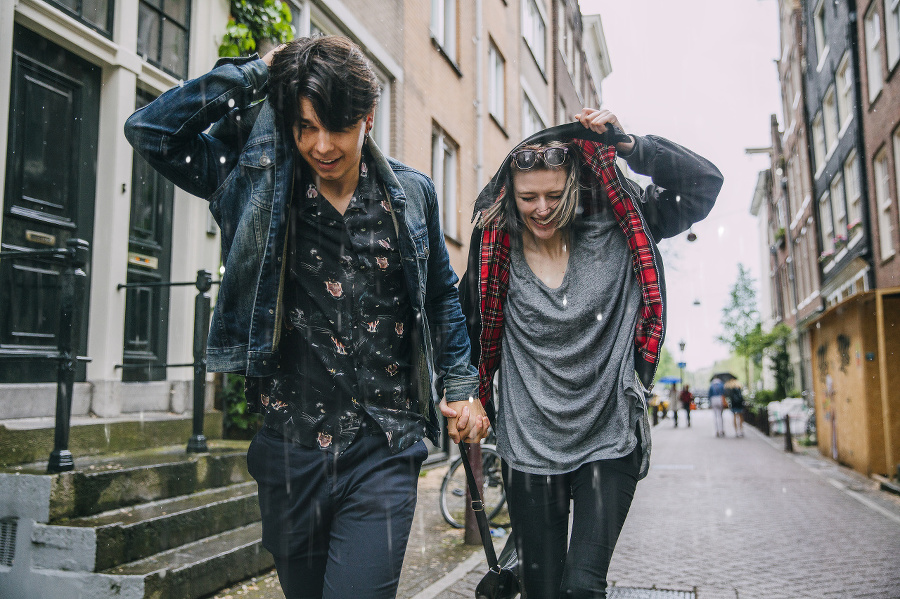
[105,522,273,599]
[0,411,225,468]
[41,442,252,520]
[49,481,261,571]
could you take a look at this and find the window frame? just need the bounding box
[818,191,835,254]
[45,0,114,37]
[844,150,862,228]
[812,112,826,175]
[835,52,853,132]
[137,0,192,80]
[488,40,506,127]
[887,0,900,70]
[431,0,458,64]
[865,3,884,102]
[823,85,838,152]
[431,125,460,242]
[522,93,545,139]
[814,0,829,69]
[874,147,894,260]
[522,0,547,73]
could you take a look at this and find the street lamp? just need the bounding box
[678,339,686,395]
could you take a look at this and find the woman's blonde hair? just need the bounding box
[479,141,580,235]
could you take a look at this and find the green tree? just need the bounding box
[653,346,680,386]
[717,263,760,384]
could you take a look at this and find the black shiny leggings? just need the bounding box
[503,444,640,599]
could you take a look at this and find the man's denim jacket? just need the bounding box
[124,56,477,444]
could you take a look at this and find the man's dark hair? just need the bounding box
[268,35,380,132]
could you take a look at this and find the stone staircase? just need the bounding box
[0,415,273,599]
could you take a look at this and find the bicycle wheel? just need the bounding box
[439,445,506,529]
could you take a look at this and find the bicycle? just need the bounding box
[439,441,506,529]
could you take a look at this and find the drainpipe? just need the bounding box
[475,0,484,190]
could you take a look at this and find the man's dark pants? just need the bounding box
[247,425,428,598]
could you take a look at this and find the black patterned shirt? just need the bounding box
[249,150,421,454]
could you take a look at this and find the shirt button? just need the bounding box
[259,153,271,166]
[269,309,274,314]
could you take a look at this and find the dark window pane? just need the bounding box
[164,0,188,25]
[161,20,188,77]
[81,0,110,30]
[22,80,73,215]
[137,4,159,62]
[55,0,78,12]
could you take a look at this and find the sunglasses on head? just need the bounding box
[511,147,569,170]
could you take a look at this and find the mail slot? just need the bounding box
[128,252,158,270]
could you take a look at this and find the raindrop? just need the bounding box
[185,156,191,164]
[220,156,226,164]
[596,312,603,321]
[725,508,733,517]
[718,226,725,237]
[228,98,235,108]
[562,295,568,307]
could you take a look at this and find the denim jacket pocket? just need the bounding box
[239,138,277,209]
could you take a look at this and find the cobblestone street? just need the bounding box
[214,410,900,599]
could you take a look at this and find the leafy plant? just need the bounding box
[223,373,261,435]
[219,0,295,58]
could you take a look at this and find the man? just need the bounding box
[679,384,693,427]
[125,36,487,598]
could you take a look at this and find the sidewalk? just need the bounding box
[212,410,900,599]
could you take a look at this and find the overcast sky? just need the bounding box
[580,0,783,371]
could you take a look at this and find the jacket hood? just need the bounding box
[473,122,631,216]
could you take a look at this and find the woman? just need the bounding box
[443,108,723,598]
[726,379,745,437]
[709,377,726,438]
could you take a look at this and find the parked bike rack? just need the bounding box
[0,239,91,473]
[116,270,219,454]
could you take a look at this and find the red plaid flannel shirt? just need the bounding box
[476,140,663,405]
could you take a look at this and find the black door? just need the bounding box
[0,26,99,383]
[121,91,174,382]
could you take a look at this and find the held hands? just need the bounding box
[439,396,490,444]
[574,108,636,155]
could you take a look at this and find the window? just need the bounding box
[523,0,546,71]
[874,148,894,260]
[831,175,847,239]
[814,0,828,65]
[47,0,113,35]
[137,0,191,79]
[488,42,505,126]
[372,78,392,155]
[844,150,862,227]
[522,94,544,138]
[432,126,458,239]
[836,53,853,130]
[557,2,569,62]
[431,0,457,61]
[887,0,900,69]
[865,4,883,102]
[812,112,826,174]
[823,86,838,151]
[819,192,834,254]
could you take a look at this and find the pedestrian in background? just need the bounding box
[669,382,680,427]
[709,377,726,437]
[726,379,745,437]
[679,384,693,427]
[452,107,722,598]
[126,36,483,599]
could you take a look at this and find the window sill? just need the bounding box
[431,37,463,78]
[489,113,509,138]
[880,251,896,265]
[444,233,463,248]
[816,46,830,73]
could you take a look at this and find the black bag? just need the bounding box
[457,441,523,599]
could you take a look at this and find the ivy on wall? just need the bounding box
[219,0,295,57]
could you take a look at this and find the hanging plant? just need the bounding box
[219,0,295,58]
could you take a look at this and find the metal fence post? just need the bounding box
[47,239,89,474]
[784,414,794,453]
[187,270,212,453]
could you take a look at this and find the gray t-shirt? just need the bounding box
[497,211,643,475]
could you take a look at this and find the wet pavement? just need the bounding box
[211,409,900,599]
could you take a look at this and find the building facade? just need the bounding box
[1,0,610,420]
[804,0,874,307]
[856,0,900,287]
